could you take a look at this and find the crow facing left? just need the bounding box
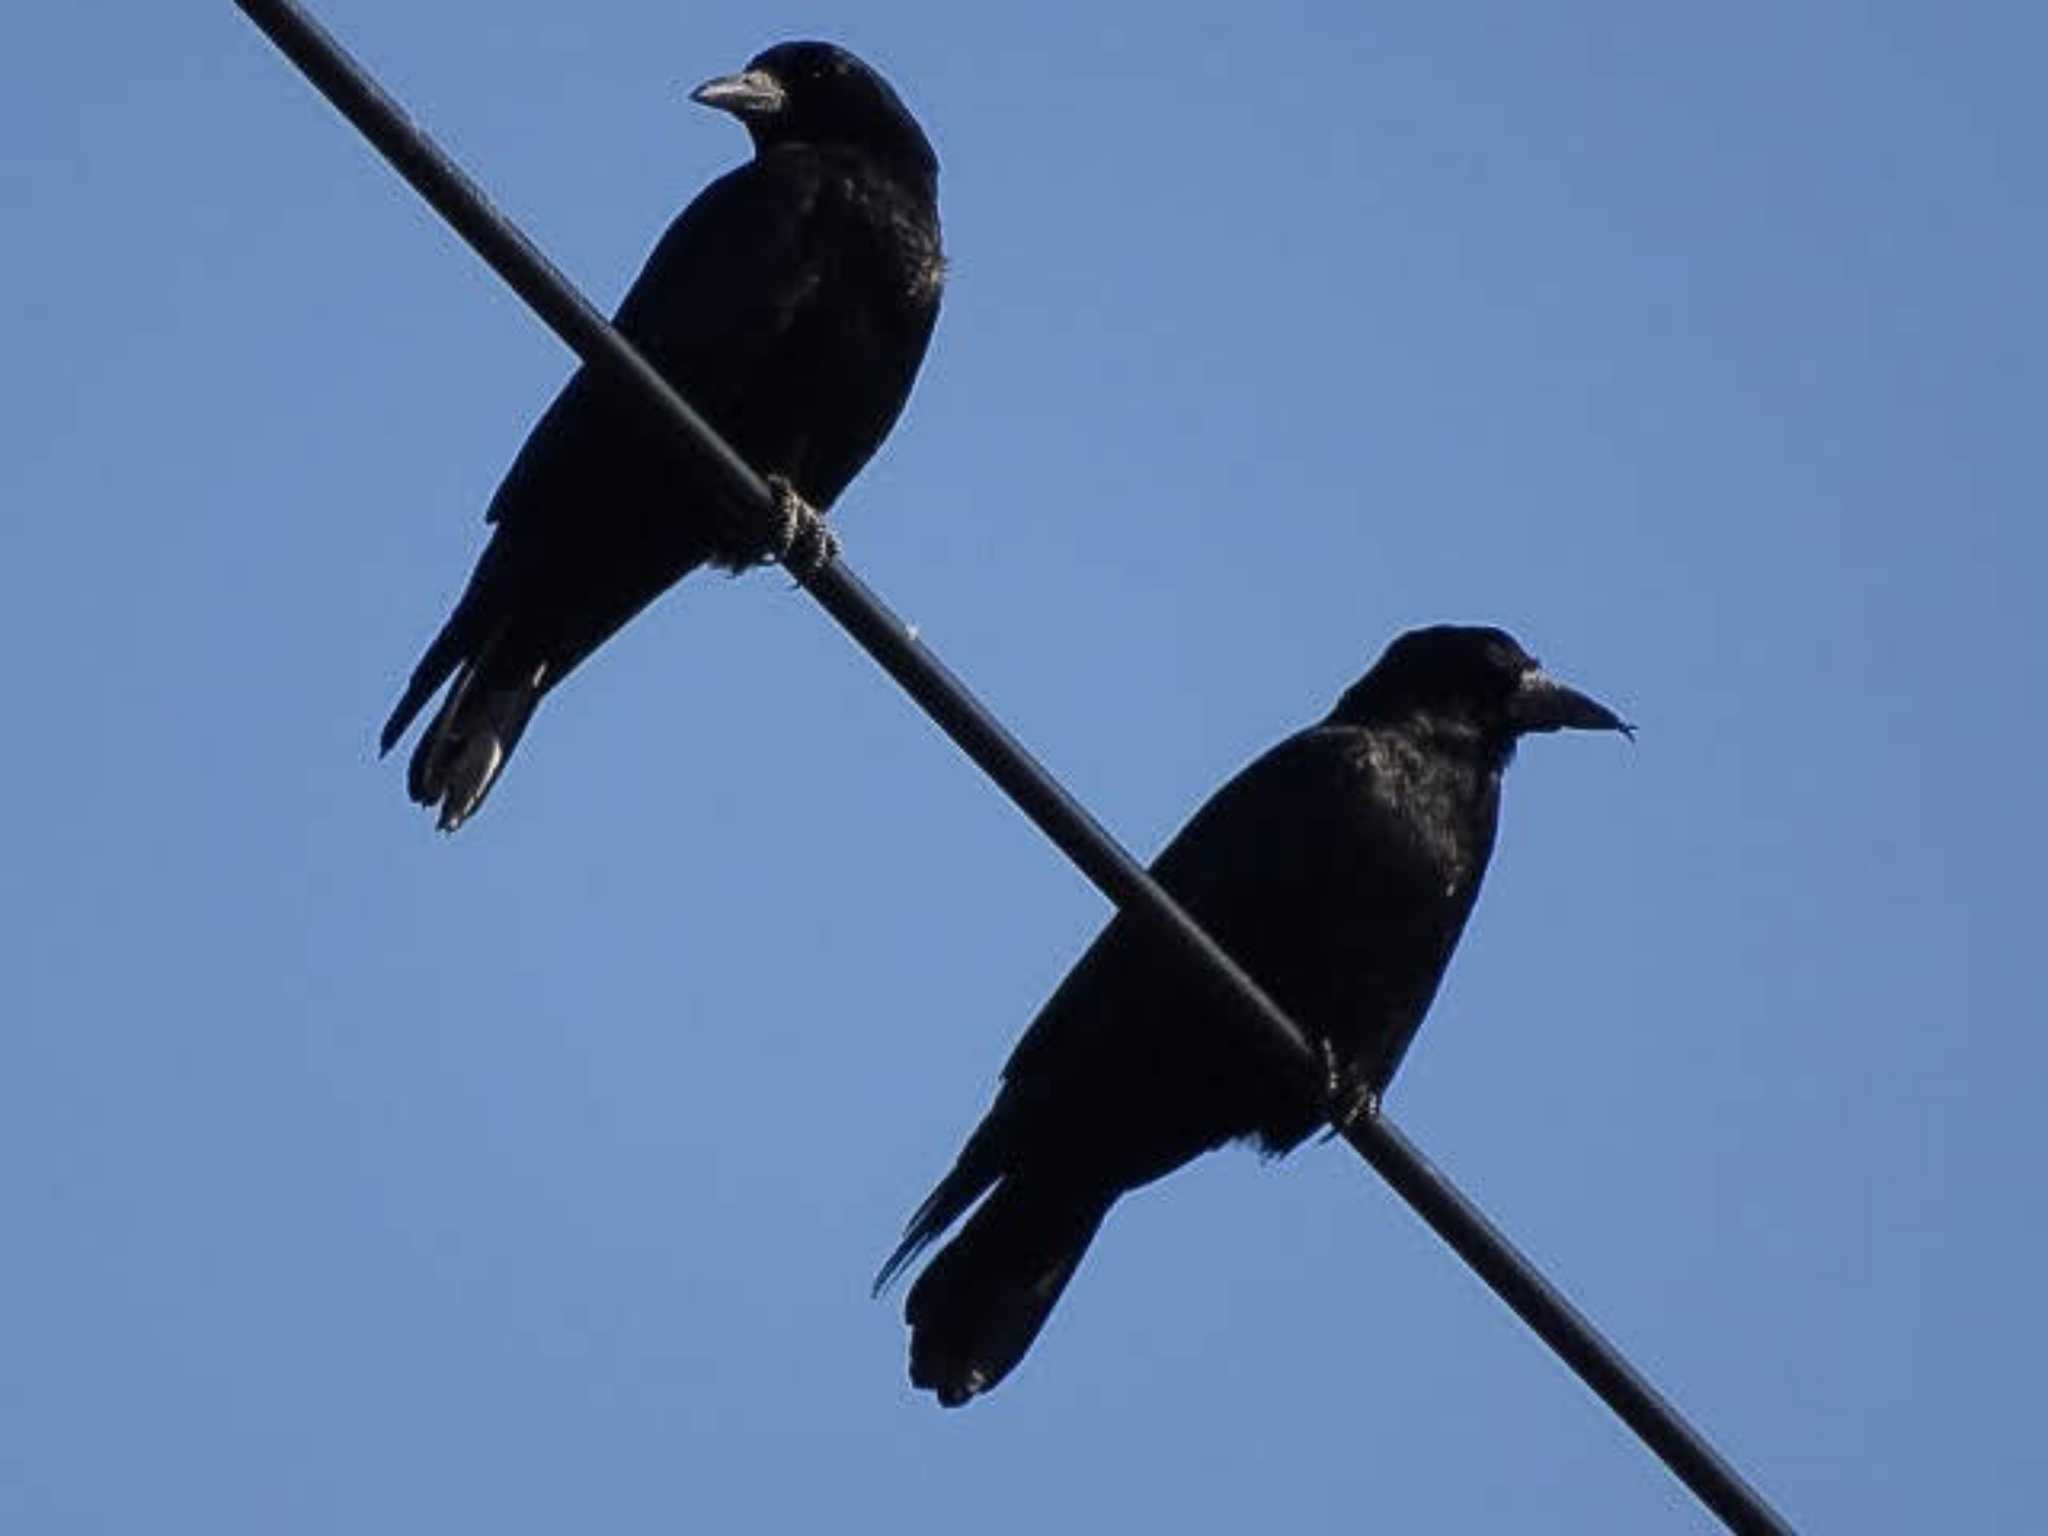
[380,40,944,830]
[877,625,1631,1407]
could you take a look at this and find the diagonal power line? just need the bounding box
[229,3,1794,1530]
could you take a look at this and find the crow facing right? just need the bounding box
[380,40,944,831]
[877,625,1630,1406]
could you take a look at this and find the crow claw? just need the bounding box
[764,474,839,579]
[1319,1039,1381,1138]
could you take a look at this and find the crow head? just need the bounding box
[692,41,938,185]
[1330,625,1631,754]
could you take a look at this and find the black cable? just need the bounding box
[229,4,1795,1529]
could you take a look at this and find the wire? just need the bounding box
[230,3,1796,1529]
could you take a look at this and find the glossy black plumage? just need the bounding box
[380,41,944,830]
[877,626,1629,1406]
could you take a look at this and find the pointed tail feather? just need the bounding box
[875,1124,1005,1300]
[379,615,468,760]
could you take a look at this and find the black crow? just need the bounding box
[380,40,944,830]
[877,625,1630,1405]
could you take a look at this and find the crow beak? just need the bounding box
[689,69,787,119]
[1509,668,1634,739]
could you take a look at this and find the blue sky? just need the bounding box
[5,2,2042,1530]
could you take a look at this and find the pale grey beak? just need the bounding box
[689,68,786,119]
[1509,668,1634,738]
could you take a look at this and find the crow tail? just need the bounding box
[380,617,543,834]
[888,1174,1114,1408]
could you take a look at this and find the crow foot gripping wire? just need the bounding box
[763,474,839,580]
[1321,1039,1382,1140]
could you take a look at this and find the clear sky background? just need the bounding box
[4,3,2042,1531]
